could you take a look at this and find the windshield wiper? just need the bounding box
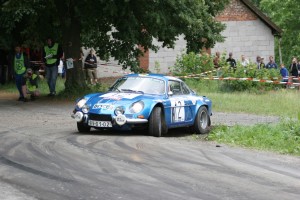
[121,89,144,94]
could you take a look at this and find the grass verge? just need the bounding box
[208,119,300,156]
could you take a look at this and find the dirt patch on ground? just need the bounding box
[98,76,121,85]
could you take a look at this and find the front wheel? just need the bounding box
[77,122,91,133]
[149,107,163,137]
[193,106,210,134]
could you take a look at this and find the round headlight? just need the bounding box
[82,104,90,113]
[129,101,144,113]
[114,106,125,115]
[77,98,87,108]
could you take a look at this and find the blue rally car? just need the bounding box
[71,74,212,137]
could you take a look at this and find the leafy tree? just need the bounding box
[0,0,229,92]
[250,0,262,7]
[259,0,300,65]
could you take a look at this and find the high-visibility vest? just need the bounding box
[44,43,58,65]
[14,54,26,75]
[26,74,38,92]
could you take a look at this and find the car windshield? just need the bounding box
[110,77,166,95]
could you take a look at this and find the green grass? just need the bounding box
[184,78,300,156]
[208,120,300,156]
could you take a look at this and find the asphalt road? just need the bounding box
[0,98,299,200]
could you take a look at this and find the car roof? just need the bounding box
[124,73,182,82]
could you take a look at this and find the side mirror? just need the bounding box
[192,90,197,95]
[168,91,174,96]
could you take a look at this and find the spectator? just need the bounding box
[259,57,266,69]
[256,56,261,69]
[42,37,63,96]
[213,51,220,69]
[84,49,98,85]
[241,55,249,67]
[280,63,289,82]
[290,57,299,77]
[22,68,40,101]
[266,56,278,69]
[13,44,29,102]
[226,52,236,69]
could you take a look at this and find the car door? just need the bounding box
[167,80,193,127]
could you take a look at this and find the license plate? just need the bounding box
[88,120,112,127]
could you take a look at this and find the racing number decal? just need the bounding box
[171,99,185,122]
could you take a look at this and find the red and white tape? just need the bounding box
[201,77,299,85]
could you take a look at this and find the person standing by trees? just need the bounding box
[266,56,278,69]
[84,49,98,85]
[256,56,262,69]
[259,57,266,69]
[42,37,63,96]
[13,45,29,102]
[213,51,221,69]
[241,55,249,67]
[279,63,289,82]
[290,57,299,77]
[226,52,237,70]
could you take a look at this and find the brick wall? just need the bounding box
[212,0,276,64]
[138,45,149,71]
[216,0,257,21]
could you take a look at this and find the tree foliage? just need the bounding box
[0,0,229,91]
[258,0,300,65]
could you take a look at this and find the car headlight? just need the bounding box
[82,104,90,113]
[77,98,87,108]
[129,101,144,113]
[115,106,125,115]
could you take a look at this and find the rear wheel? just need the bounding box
[149,107,163,137]
[77,122,91,133]
[193,106,210,134]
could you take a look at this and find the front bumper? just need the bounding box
[71,111,148,126]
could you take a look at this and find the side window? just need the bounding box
[181,82,191,94]
[169,80,182,95]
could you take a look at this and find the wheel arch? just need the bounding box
[149,102,168,135]
[194,104,211,125]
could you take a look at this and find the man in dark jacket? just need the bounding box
[84,49,98,85]
[290,57,299,77]
[42,37,63,96]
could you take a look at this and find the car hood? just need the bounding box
[86,92,160,108]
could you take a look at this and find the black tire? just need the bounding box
[149,107,163,137]
[77,122,91,133]
[193,106,210,134]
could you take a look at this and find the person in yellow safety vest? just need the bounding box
[22,68,40,101]
[42,37,63,97]
[13,45,29,102]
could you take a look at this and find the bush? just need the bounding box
[172,51,282,92]
[171,51,214,75]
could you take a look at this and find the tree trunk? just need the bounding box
[62,17,87,92]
